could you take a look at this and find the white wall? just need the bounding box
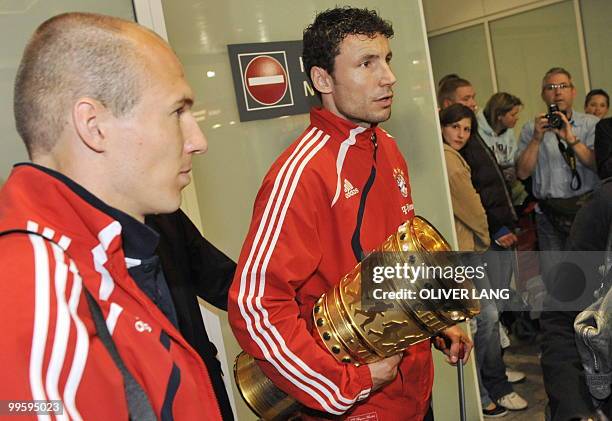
[423,0,564,33]
[0,0,135,180]
[424,0,605,134]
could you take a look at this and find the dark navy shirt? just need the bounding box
[113,211,179,328]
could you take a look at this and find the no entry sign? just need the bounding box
[228,41,320,122]
[244,55,288,106]
[237,51,293,111]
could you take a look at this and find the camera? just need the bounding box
[546,103,564,130]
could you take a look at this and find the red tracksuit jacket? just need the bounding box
[0,164,223,420]
[229,108,433,420]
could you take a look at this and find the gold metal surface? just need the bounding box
[314,216,480,364]
[233,351,302,421]
[234,216,480,419]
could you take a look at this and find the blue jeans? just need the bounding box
[535,210,568,277]
[483,243,515,312]
[468,254,514,406]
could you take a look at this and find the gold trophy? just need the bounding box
[234,216,480,420]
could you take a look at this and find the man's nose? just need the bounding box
[381,62,397,86]
[186,117,208,155]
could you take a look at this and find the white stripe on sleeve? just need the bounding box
[27,229,52,421]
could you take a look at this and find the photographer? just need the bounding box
[516,67,599,275]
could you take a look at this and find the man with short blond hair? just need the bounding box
[437,75,477,112]
[0,12,224,420]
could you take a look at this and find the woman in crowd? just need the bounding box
[584,89,609,119]
[477,92,527,206]
[441,104,511,418]
[442,104,490,252]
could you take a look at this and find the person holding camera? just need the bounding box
[516,67,599,276]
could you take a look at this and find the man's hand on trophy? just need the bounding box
[433,326,473,365]
[367,353,403,392]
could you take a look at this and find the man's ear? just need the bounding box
[442,98,452,110]
[72,98,109,153]
[310,66,333,95]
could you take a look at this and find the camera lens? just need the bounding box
[547,104,563,130]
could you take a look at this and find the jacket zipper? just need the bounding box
[351,132,378,262]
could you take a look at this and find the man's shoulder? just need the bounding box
[520,118,535,132]
[258,126,337,197]
[376,127,401,151]
[573,111,599,127]
[377,126,396,141]
[0,232,34,257]
[0,233,37,288]
[271,125,337,170]
[517,119,535,145]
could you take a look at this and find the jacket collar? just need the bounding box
[477,110,509,137]
[310,107,380,148]
[477,110,495,137]
[1,163,159,259]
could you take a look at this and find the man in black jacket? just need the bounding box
[148,210,236,420]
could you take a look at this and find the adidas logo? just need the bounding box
[344,179,359,199]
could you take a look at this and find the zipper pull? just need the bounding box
[371,132,378,161]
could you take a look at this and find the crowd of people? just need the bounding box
[0,5,610,421]
[439,70,611,420]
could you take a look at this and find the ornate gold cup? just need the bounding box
[234,216,480,419]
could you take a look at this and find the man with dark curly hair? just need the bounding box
[229,7,471,420]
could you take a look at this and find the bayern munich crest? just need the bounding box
[393,168,409,198]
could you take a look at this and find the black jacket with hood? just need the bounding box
[460,132,518,239]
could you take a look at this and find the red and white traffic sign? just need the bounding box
[243,55,288,106]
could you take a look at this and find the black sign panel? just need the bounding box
[228,40,321,122]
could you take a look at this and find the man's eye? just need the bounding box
[175,107,185,116]
[361,61,370,68]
